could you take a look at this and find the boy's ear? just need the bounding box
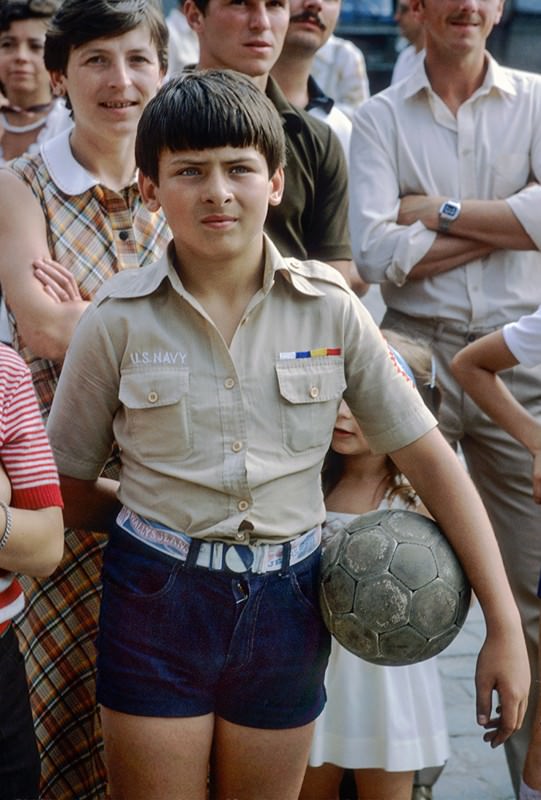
[138,171,162,213]
[183,0,204,33]
[268,166,285,207]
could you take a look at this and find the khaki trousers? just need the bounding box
[383,309,541,799]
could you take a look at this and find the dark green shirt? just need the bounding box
[265,77,351,263]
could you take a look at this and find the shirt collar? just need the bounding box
[403,51,516,102]
[267,236,325,297]
[41,127,138,195]
[103,235,325,301]
[305,75,334,114]
[265,75,304,134]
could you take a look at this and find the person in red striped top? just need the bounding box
[0,341,63,800]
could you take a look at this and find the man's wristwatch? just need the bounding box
[438,199,461,233]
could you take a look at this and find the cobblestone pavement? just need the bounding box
[434,602,515,800]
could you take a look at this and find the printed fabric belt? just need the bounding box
[116,506,321,574]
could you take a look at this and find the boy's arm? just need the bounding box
[451,331,541,503]
[390,427,530,747]
[59,475,120,532]
[0,171,89,360]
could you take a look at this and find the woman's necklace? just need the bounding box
[0,113,47,133]
[0,102,52,134]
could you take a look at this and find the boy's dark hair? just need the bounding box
[0,0,59,33]
[135,70,287,184]
[44,0,169,74]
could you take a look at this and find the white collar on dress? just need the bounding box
[40,128,98,195]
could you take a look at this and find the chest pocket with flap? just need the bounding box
[118,368,192,461]
[275,360,346,453]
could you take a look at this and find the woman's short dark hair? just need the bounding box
[135,70,287,184]
[44,0,168,74]
[0,0,59,33]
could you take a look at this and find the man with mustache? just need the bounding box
[349,1,541,797]
[271,0,370,296]
[271,0,352,156]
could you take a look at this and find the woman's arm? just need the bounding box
[0,502,64,577]
[0,171,89,360]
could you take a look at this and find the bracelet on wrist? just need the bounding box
[0,500,13,550]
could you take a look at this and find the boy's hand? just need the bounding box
[475,629,530,747]
[33,258,83,303]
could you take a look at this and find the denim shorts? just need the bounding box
[96,524,331,729]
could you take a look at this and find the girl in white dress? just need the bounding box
[301,333,450,800]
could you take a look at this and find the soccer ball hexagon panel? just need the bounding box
[319,509,472,666]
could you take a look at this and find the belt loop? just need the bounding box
[279,542,291,575]
[185,537,202,568]
[434,321,446,340]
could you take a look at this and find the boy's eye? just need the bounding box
[230,165,251,174]
[178,167,201,176]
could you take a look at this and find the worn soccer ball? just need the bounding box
[319,509,471,666]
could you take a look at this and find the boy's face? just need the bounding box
[184,0,289,85]
[50,24,164,135]
[139,145,284,267]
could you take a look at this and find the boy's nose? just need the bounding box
[202,175,233,205]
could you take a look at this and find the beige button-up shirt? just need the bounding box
[350,54,541,327]
[48,237,435,543]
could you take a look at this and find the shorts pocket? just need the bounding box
[288,551,323,617]
[276,360,345,453]
[102,536,181,600]
[119,367,193,461]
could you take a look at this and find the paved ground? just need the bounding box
[434,602,515,800]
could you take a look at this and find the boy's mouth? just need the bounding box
[201,215,237,227]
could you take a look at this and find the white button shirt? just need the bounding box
[349,54,541,327]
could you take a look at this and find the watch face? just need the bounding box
[441,201,460,219]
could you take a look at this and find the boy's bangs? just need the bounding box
[163,104,267,156]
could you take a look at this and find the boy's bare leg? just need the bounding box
[299,763,344,800]
[212,717,315,800]
[354,768,414,800]
[101,707,214,800]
